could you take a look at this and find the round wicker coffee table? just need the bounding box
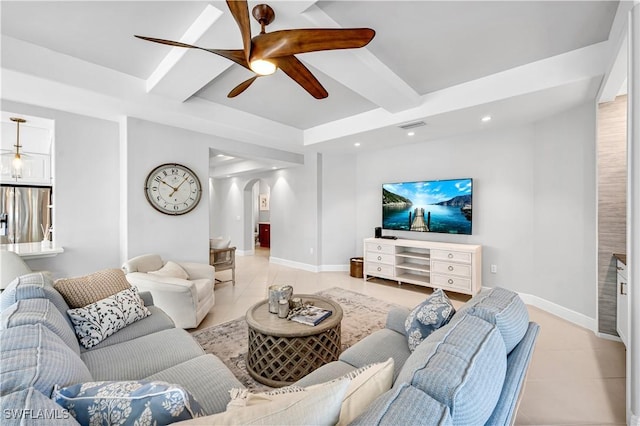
[245,294,343,387]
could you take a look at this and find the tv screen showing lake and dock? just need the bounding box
[382,178,472,235]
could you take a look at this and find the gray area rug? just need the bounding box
[190,287,401,392]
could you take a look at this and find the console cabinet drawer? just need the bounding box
[366,263,394,277]
[431,274,472,291]
[365,242,395,255]
[366,252,394,265]
[431,250,471,264]
[362,238,481,296]
[431,261,471,277]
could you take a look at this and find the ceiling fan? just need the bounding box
[135,0,375,99]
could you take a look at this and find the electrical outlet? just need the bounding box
[309,247,314,255]
[490,264,497,274]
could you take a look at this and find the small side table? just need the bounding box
[245,294,343,387]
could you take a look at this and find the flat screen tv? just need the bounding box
[382,178,472,235]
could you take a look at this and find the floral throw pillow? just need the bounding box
[67,287,151,349]
[52,380,206,425]
[404,288,455,352]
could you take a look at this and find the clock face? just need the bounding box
[144,163,202,215]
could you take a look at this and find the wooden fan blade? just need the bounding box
[272,56,328,99]
[134,35,250,70]
[251,28,375,60]
[228,76,259,98]
[226,0,252,62]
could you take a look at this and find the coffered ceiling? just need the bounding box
[0,1,628,174]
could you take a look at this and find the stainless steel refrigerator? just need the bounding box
[0,185,52,244]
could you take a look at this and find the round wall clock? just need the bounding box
[144,163,202,215]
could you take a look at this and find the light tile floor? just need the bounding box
[196,248,627,425]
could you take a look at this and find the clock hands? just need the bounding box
[169,176,189,197]
[160,179,178,192]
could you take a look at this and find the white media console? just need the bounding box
[363,238,482,295]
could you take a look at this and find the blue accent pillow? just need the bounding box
[52,380,206,425]
[404,288,455,352]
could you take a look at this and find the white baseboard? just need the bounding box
[236,249,254,256]
[269,258,351,273]
[319,264,350,272]
[269,257,319,273]
[595,332,622,342]
[518,291,597,332]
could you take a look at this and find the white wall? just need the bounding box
[320,153,358,268]
[124,117,210,264]
[212,152,322,268]
[531,102,597,317]
[354,125,536,292]
[350,102,596,318]
[2,100,120,277]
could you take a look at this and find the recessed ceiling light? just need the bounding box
[216,154,225,157]
[272,166,277,170]
[354,142,361,147]
[407,131,415,136]
[482,115,492,122]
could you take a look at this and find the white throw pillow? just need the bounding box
[148,261,189,280]
[227,358,394,426]
[309,358,394,426]
[67,287,151,349]
[179,378,349,425]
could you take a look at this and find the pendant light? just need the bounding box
[10,117,26,179]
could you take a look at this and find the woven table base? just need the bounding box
[245,295,343,387]
[246,324,341,387]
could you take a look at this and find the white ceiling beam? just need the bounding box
[211,159,277,178]
[304,41,609,146]
[1,36,303,152]
[145,4,229,102]
[598,0,635,102]
[299,4,420,113]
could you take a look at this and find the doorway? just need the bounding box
[244,178,270,257]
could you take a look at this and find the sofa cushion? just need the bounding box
[0,324,92,397]
[486,322,540,426]
[81,328,204,381]
[349,383,452,426]
[404,288,455,352]
[460,287,529,353]
[0,273,73,329]
[339,328,411,382]
[67,287,151,349]
[146,355,244,415]
[52,380,206,425]
[177,378,349,426]
[79,305,174,353]
[293,360,360,387]
[1,272,54,310]
[1,298,80,356]
[395,314,506,425]
[148,261,189,280]
[53,269,132,309]
[0,387,81,426]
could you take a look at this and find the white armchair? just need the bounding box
[121,254,215,329]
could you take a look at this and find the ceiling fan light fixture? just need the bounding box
[250,59,277,76]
